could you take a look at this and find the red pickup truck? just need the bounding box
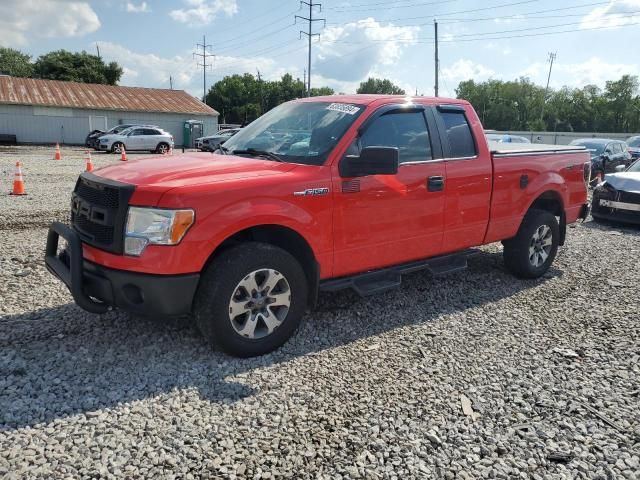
[46,95,590,357]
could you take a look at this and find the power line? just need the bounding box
[327,0,545,25]
[296,1,325,96]
[194,35,214,101]
[327,0,463,11]
[214,11,299,50]
[320,14,640,44]
[438,1,611,23]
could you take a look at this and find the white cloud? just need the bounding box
[170,0,238,26]
[581,0,640,29]
[442,59,496,85]
[314,18,419,82]
[493,14,524,25]
[530,57,640,89]
[126,1,150,13]
[0,0,100,46]
[96,41,284,97]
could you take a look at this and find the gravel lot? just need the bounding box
[1,146,639,479]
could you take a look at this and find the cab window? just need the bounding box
[358,112,432,164]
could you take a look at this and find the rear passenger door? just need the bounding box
[141,129,159,150]
[433,105,493,253]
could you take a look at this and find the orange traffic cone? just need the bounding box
[10,161,26,195]
[85,150,94,172]
[54,143,62,161]
[120,145,128,162]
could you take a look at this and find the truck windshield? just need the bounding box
[222,101,364,166]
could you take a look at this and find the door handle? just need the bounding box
[427,176,445,192]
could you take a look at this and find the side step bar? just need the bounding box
[320,249,479,297]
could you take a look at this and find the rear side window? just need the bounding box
[439,111,477,158]
[359,112,432,164]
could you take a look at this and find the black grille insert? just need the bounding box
[70,173,134,254]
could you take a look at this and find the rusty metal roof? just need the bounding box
[0,76,218,116]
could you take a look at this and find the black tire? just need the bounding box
[111,142,124,154]
[193,242,308,357]
[503,209,560,279]
[156,142,170,154]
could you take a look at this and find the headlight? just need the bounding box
[124,207,195,256]
[100,138,109,143]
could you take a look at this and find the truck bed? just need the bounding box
[489,142,587,155]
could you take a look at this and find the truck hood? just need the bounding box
[603,172,640,193]
[94,152,297,189]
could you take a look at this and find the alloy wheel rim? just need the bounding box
[228,269,291,339]
[528,224,553,267]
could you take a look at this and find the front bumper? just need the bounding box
[592,192,640,225]
[45,222,200,316]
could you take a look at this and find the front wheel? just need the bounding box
[503,209,559,279]
[193,242,308,357]
[111,142,124,154]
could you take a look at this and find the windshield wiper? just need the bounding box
[214,143,228,155]
[232,148,283,162]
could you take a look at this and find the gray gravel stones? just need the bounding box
[1,146,639,478]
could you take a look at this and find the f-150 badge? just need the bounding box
[293,187,330,197]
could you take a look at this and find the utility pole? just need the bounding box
[95,43,101,59]
[296,1,325,96]
[169,76,173,90]
[434,19,439,97]
[256,69,263,114]
[303,69,306,97]
[540,52,557,120]
[194,35,214,101]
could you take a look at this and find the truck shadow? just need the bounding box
[581,218,640,234]
[0,250,560,430]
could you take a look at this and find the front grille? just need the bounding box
[76,181,120,209]
[70,173,134,254]
[73,215,115,244]
[618,190,640,204]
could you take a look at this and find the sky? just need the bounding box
[0,0,639,99]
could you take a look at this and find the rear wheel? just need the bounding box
[111,142,124,154]
[193,242,308,357]
[156,142,169,154]
[503,209,559,279]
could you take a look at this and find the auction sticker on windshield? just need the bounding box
[326,103,360,115]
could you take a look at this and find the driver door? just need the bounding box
[332,106,445,277]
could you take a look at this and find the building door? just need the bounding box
[89,116,107,132]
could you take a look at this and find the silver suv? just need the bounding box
[98,127,175,154]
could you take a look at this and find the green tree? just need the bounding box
[356,77,405,95]
[33,50,123,85]
[206,73,334,123]
[0,47,34,77]
[310,86,335,96]
[456,75,640,133]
